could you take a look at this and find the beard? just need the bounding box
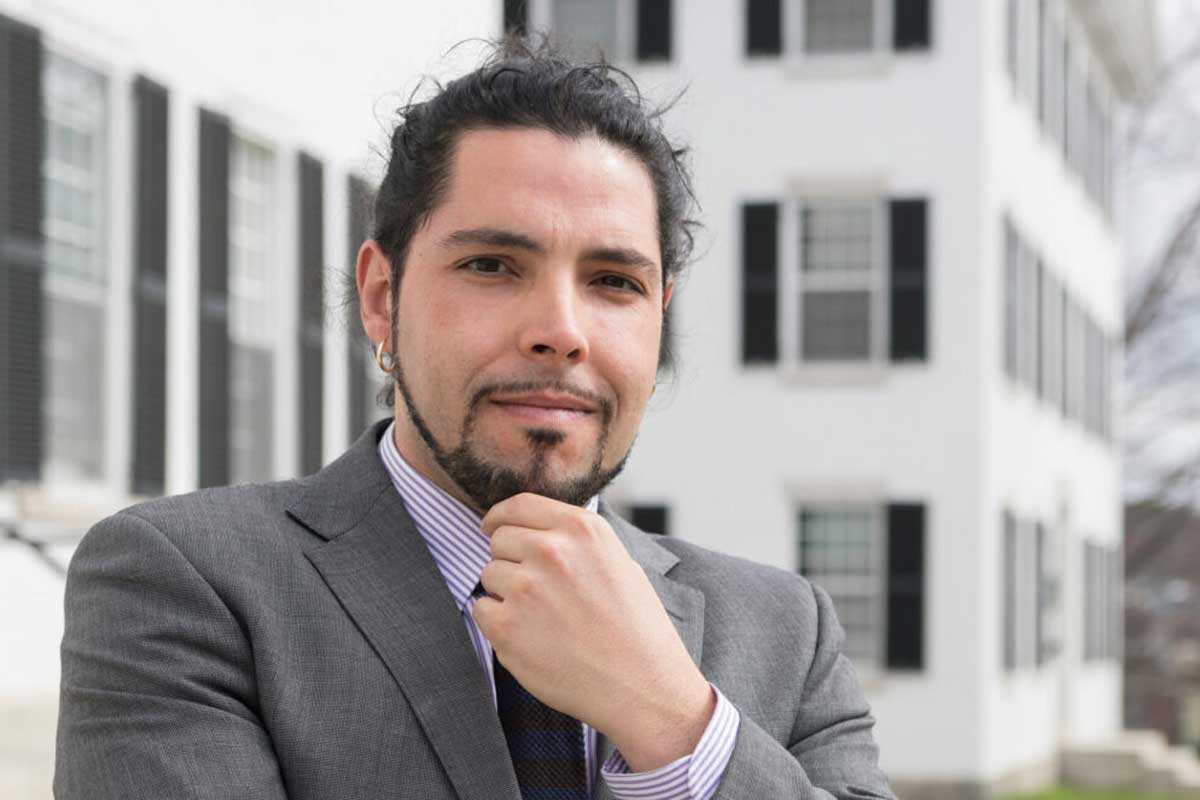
[392,359,630,512]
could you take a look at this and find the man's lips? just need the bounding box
[488,393,597,423]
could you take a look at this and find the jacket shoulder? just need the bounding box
[76,479,312,574]
[650,534,824,629]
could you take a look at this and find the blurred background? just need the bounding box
[1,0,1197,797]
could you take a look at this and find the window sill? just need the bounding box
[777,363,891,386]
[2,481,134,538]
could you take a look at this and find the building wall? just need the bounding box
[0,1,495,794]
[980,0,1125,782]
[610,0,995,783]
[0,0,1141,796]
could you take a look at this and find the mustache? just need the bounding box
[469,379,614,424]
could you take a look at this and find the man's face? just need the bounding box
[376,127,672,512]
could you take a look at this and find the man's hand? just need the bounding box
[471,492,715,772]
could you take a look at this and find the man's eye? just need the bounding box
[462,257,508,274]
[596,274,644,293]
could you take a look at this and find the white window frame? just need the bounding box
[41,49,110,486]
[228,132,279,484]
[796,502,887,673]
[779,194,889,368]
[229,133,278,349]
[529,0,638,63]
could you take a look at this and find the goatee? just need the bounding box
[392,362,630,512]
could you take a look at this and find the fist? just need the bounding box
[470,493,714,772]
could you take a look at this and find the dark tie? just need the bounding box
[493,652,589,800]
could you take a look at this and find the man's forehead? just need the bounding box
[444,127,657,208]
[431,126,661,254]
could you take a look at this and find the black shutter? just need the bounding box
[893,0,932,51]
[886,503,925,670]
[347,175,373,441]
[503,0,528,36]
[197,109,230,488]
[741,202,778,363]
[636,0,672,61]
[889,198,927,361]
[299,152,324,475]
[630,504,670,536]
[746,0,782,56]
[0,15,44,482]
[131,76,169,496]
[1002,511,1017,671]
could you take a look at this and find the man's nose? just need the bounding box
[517,278,589,364]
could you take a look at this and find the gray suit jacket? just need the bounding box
[56,420,895,799]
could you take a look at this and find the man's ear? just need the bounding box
[357,239,393,348]
[663,275,675,311]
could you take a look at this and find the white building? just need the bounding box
[0,1,1156,798]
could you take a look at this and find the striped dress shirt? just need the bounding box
[378,422,739,800]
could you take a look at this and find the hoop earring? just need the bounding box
[375,340,396,374]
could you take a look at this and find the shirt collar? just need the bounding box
[377,420,599,612]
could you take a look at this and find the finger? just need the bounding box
[489,524,545,563]
[470,594,503,637]
[482,492,574,536]
[479,558,525,601]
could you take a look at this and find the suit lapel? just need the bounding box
[593,503,707,798]
[290,422,520,800]
[287,425,707,800]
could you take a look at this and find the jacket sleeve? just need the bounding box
[712,581,896,800]
[55,510,288,800]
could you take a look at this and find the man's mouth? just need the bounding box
[488,391,597,424]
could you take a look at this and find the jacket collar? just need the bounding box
[286,419,703,800]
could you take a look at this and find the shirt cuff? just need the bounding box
[600,684,740,800]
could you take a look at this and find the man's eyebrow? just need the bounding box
[439,227,659,277]
[581,246,659,276]
[439,227,545,254]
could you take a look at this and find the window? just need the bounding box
[798,501,926,671]
[42,51,108,483]
[1035,522,1063,665]
[630,503,670,536]
[528,0,671,63]
[1002,220,1019,380]
[1016,1,1113,218]
[747,0,930,58]
[1083,541,1122,662]
[799,506,884,665]
[798,200,882,361]
[804,0,875,54]
[1006,0,1040,103]
[1001,511,1040,671]
[742,195,928,368]
[1001,215,1110,440]
[228,136,276,484]
[553,0,617,58]
[1040,270,1063,409]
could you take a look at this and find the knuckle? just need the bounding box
[536,537,571,574]
[511,571,537,599]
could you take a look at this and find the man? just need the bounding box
[56,40,894,800]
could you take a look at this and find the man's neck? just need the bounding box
[389,415,487,515]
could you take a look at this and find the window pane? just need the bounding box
[230,344,273,484]
[803,290,871,360]
[229,137,276,346]
[43,294,105,480]
[802,204,873,274]
[798,506,880,666]
[43,52,107,284]
[805,0,874,54]
[554,0,618,60]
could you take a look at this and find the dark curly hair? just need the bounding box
[370,35,699,377]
